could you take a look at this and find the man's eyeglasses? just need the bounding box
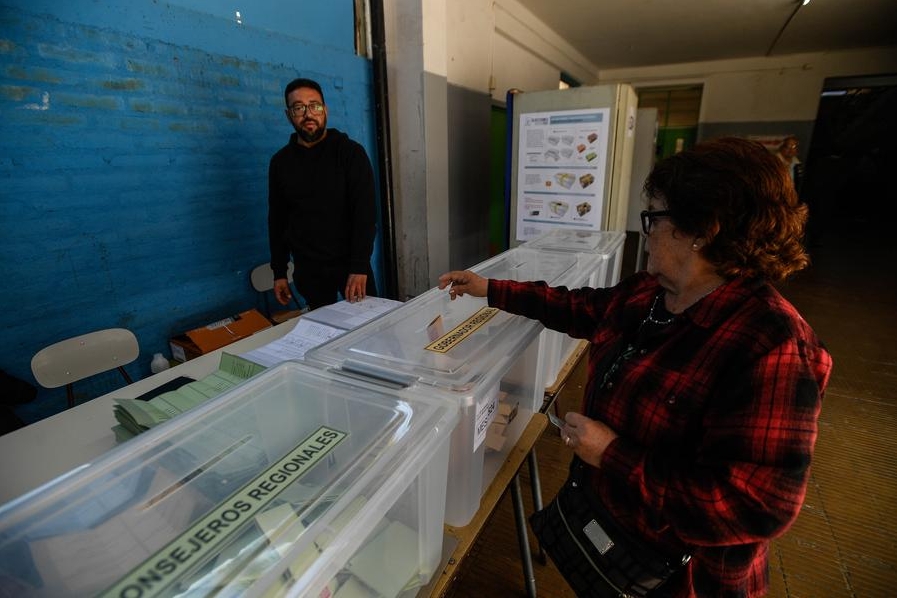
[287,102,325,117]
[640,210,673,235]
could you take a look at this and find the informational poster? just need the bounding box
[515,108,610,242]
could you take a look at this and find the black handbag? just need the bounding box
[529,460,690,598]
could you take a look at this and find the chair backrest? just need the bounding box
[250,262,295,293]
[31,328,139,389]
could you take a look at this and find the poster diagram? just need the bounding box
[516,108,610,242]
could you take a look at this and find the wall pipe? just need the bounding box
[369,0,399,299]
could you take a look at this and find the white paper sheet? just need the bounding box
[240,319,344,367]
[303,297,403,330]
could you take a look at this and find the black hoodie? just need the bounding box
[267,128,376,280]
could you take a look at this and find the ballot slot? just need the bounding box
[0,361,458,598]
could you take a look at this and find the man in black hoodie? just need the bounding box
[267,77,377,310]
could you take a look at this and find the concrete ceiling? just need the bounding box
[513,0,897,71]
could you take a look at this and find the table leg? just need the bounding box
[527,448,547,564]
[512,473,538,598]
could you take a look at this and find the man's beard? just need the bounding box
[298,118,326,143]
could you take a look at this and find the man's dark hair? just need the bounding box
[284,78,325,106]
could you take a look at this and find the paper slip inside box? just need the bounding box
[485,423,507,452]
[495,391,518,425]
[346,520,420,597]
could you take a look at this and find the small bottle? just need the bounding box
[150,353,170,374]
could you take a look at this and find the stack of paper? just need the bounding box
[240,297,403,368]
[304,296,403,331]
[112,354,266,440]
[239,318,344,367]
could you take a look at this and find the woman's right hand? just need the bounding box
[438,270,488,300]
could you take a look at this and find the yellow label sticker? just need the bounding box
[100,425,347,598]
[424,306,499,354]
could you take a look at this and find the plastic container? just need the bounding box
[523,229,626,289]
[150,352,171,374]
[523,230,627,389]
[307,246,580,527]
[0,361,458,598]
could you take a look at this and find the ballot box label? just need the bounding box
[424,307,499,354]
[99,425,347,598]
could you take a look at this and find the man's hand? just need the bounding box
[438,270,488,300]
[345,274,368,303]
[273,278,292,305]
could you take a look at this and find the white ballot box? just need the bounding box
[307,246,580,527]
[0,361,458,598]
[523,230,626,389]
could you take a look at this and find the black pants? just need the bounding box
[292,264,377,310]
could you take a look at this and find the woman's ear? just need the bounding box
[701,222,721,248]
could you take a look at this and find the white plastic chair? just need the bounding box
[31,328,139,409]
[251,262,305,323]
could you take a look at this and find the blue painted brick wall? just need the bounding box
[0,1,381,423]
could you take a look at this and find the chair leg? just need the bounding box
[117,366,133,385]
[65,368,131,410]
[262,293,273,321]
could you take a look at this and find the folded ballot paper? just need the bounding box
[112,353,266,440]
[253,495,424,598]
[485,391,519,452]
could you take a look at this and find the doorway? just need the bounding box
[637,85,703,160]
[802,74,897,248]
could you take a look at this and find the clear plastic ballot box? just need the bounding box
[523,229,626,289]
[307,246,582,527]
[0,361,458,598]
[522,230,626,389]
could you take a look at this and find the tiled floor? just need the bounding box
[447,223,897,597]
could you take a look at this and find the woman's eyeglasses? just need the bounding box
[640,210,673,235]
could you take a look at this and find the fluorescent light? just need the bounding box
[802,0,811,5]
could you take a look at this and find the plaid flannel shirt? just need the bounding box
[489,272,832,598]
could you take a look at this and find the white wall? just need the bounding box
[384,0,452,297]
[446,0,493,92]
[598,46,897,124]
[490,0,598,99]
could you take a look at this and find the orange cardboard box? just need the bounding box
[169,309,271,362]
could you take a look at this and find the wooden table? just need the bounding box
[544,339,589,401]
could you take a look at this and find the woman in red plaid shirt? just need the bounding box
[439,137,832,597]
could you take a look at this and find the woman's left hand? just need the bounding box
[561,412,618,468]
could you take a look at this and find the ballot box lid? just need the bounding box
[523,229,626,255]
[307,246,580,395]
